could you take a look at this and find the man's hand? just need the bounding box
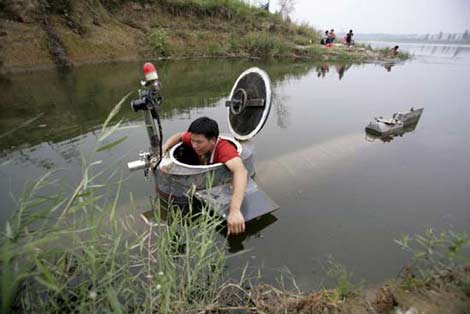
[161,132,184,155]
[224,157,248,236]
[227,209,245,235]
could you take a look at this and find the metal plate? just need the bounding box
[194,178,279,222]
[226,68,272,141]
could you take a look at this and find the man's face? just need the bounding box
[190,133,215,156]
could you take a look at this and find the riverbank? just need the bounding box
[213,267,470,314]
[0,0,407,73]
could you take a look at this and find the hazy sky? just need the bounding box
[253,0,470,34]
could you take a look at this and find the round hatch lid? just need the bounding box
[226,67,272,141]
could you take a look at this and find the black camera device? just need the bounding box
[130,82,162,114]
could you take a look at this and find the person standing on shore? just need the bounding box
[327,29,336,47]
[346,29,354,46]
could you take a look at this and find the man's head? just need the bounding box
[188,117,219,156]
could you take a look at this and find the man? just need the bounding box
[346,29,354,46]
[327,29,336,46]
[389,45,400,57]
[162,117,247,235]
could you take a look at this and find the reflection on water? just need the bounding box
[256,133,367,190]
[1,44,470,288]
[383,63,395,72]
[316,64,330,78]
[273,93,290,129]
[0,59,315,153]
[315,63,353,80]
[225,214,278,253]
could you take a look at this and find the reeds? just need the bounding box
[0,95,227,313]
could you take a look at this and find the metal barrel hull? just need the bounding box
[155,137,255,206]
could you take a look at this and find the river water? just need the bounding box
[1,43,469,289]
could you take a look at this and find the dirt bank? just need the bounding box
[211,267,470,314]
[0,0,405,74]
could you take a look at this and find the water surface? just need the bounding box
[1,44,469,289]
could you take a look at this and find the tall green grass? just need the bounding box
[156,0,266,21]
[147,28,170,57]
[395,229,469,283]
[244,32,291,57]
[0,96,227,313]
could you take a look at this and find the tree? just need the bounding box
[277,0,296,20]
[463,29,470,41]
[258,0,270,11]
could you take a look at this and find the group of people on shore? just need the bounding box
[320,29,354,47]
[320,29,335,46]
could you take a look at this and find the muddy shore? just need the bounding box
[213,267,470,314]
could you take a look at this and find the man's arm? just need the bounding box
[224,157,248,235]
[162,132,184,154]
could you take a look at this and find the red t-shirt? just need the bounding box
[182,132,239,164]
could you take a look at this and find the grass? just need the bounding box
[147,28,170,57]
[0,95,228,313]
[1,0,405,71]
[244,32,291,57]
[155,0,269,21]
[117,0,324,60]
[325,258,363,302]
[395,228,470,289]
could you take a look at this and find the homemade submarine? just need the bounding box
[128,63,279,222]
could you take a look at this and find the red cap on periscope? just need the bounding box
[143,62,158,82]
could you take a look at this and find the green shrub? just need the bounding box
[395,229,469,283]
[244,32,289,57]
[228,33,240,52]
[147,28,170,57]
[196,31,207,40]
[306,45,323,58]
[325,257,363,302]
[293,35,312,46]
[206,43,225,56]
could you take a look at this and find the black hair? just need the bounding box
[394,45,399,50]
[349,29,353,33]
[188,116,219,140]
